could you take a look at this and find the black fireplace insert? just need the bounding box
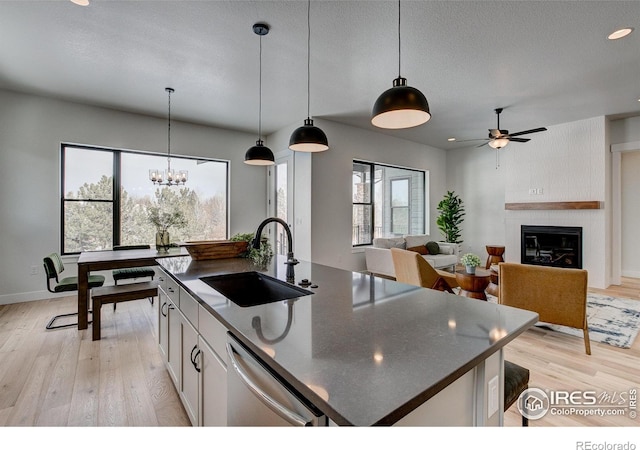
[521,225,582,269]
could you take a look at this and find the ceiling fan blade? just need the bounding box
[508,137,530,143]
[456,138,489,143]
[508,127,547,137]
[476,142,488,148]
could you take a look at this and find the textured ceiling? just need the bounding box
[1,0,639,149]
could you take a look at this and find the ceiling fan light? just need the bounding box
[289,118,329,152]
[372,78,431,129]
[488,138,509,149]
[245,140,275,165]
[608,27,633,40]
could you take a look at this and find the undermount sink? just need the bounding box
[200,271,313,307]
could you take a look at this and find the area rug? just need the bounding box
[487,292,640,349]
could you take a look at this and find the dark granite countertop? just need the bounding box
[157,255,538,426]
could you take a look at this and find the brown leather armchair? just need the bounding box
[390,247,459,293]
[498,262,591,355]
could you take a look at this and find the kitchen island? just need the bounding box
[156,254,538,426]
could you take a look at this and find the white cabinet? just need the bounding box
[156,267,228,426]
[158,289,169,362]
[167,299,181,388]
[199,336,227,426]
[181,313,200,426]
[158,270,180,389]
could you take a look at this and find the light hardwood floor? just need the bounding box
[1,279,638,427]
[0,294,190,426]
[503,277,640,426]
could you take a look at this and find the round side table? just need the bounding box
[485,245,505,269]
[455,269,491,301]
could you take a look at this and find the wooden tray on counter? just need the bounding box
[181,240,249,260]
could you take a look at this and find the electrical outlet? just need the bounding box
[488,375,499,417]
[528,188,536,195]
[538,187,544,195]
[30,265,38,276]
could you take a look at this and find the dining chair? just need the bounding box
[390,247,459,293]
[44,252,105,330]
[111,244,156,310]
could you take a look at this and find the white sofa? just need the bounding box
[364,234,459,279]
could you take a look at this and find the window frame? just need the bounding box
[390,176,411,235]
[352,162,374,247]
[60,143,230,255]
[352,160,426,247]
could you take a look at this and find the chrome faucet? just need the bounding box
[252,217,298,281]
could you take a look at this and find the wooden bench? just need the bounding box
[92,281,159,341]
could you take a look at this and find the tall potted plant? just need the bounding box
[436,191,465,244]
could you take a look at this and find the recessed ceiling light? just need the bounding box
[70,0,90,5]
[447,137,456,142]
[608,27,633,40]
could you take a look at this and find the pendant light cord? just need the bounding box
[259,33,263,140]
[167,88,172,171]
[397,0,401,78]
[306,0,311,118]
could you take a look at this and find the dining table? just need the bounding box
[76,246,189,330]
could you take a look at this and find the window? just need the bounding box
[352,160,426,246]
[61,144,229,254]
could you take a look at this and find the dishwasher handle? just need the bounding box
[226,342,311,427]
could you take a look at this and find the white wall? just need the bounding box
[315,120,447,272]
[447,116,610,288]
[611,116,640,143]
[0,89,267,304]
[621,151,640,277]
[611,115,640,278]
[270,119,448,273]
[445,145,506,260]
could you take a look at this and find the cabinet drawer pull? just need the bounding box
[190,345,201,373]
[161,301,168,317]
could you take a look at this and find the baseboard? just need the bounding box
[0,290,69,306]
[621,270,640,279]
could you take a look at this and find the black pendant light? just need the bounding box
[371,0,431,129]
[245,23,275,166]
[289,0,329,152]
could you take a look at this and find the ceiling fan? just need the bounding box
[463,108,548,149]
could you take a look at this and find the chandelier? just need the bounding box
[149,87,188,186]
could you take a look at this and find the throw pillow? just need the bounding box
[404,234,430,249]
[438,246,454,255]
[407,245,428,255]
[426,241,440,255]
[388,238,407,249]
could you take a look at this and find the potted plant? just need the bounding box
[436,191,465,244]
[231,232,273,267]
[148,206,187,252]
[460,253,482,275]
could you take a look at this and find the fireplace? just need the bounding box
[521,225,582,269]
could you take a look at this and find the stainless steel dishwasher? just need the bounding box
[226,333,328,426]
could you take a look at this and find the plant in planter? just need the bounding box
[148,206,187,252]
[460,253,482,274]
[436,191,465,244]
[230,232,273,267]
